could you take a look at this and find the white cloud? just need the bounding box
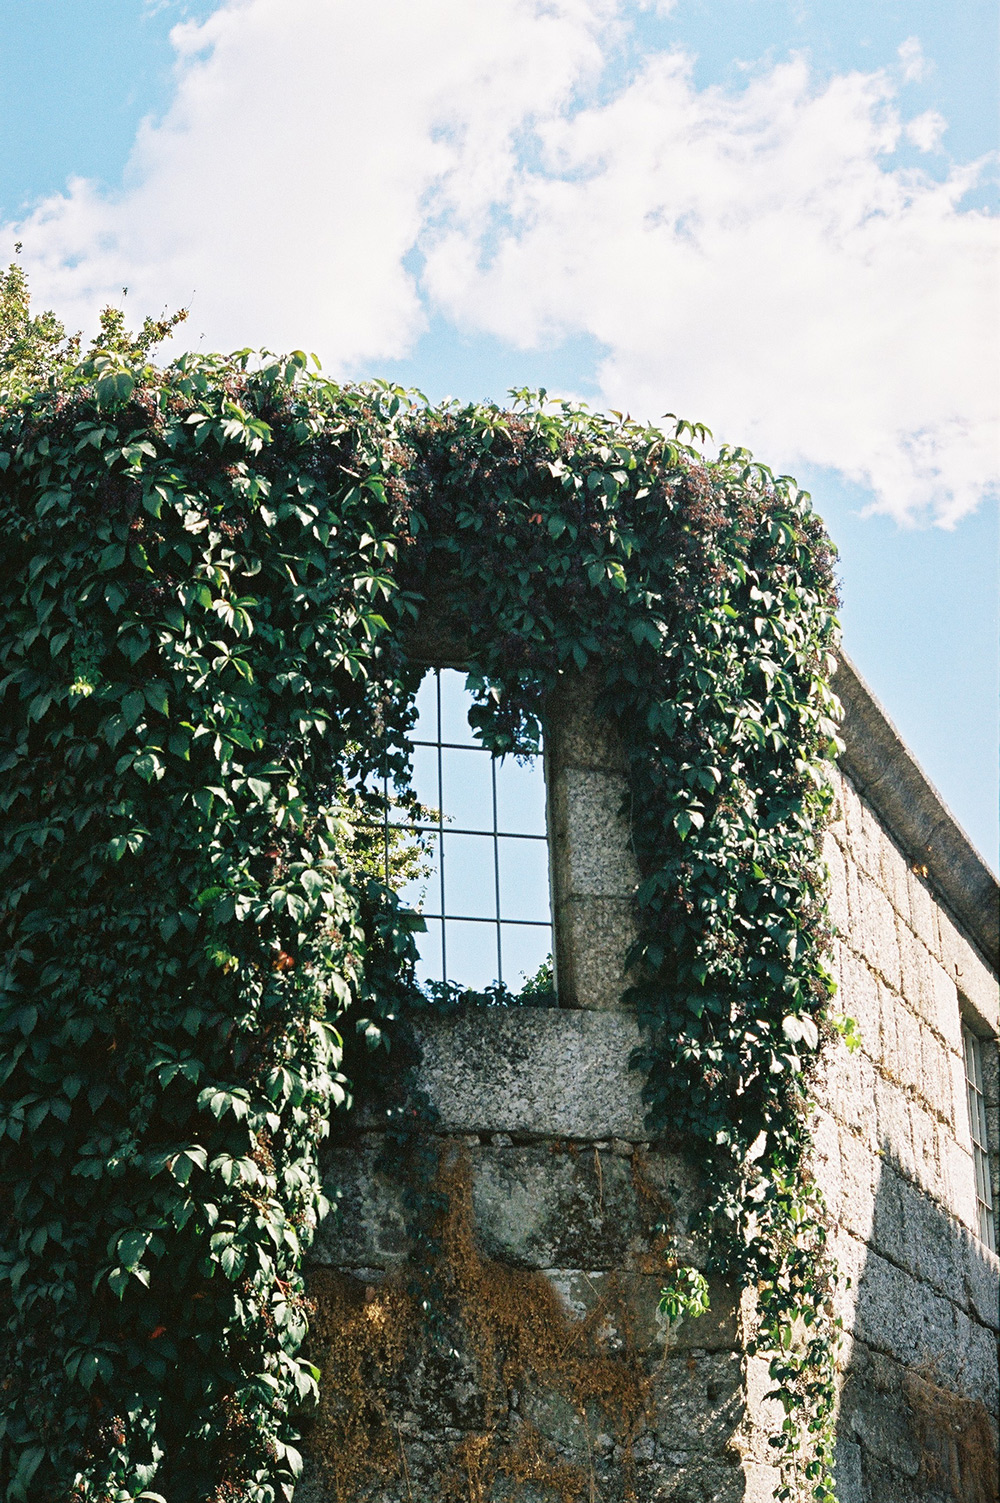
[6,1,997,526]
[11,0,613,364]
[897,36,930,84]
[905,108,947,152]
[424,52,998,526]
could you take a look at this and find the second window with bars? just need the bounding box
[963,1024,997,1253]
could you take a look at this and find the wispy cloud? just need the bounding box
[905,108,947,152]
[7,0,996,526]
[897,36,931,84]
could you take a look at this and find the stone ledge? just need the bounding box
[413,1007,649,1139]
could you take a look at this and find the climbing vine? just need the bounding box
[0,280,844,1502]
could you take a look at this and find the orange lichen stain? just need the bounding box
[305,1267,414,1500]
[305,1141,663,1502]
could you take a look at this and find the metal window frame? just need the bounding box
[962,1023,997,1253]
[386,668,552,989]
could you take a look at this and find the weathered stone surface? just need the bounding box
[840,774,879,882]
[652,1351,744,1448]
[547,1266,738,1352]
[869,1162,910,1272]
[302,661,999,1503]
[555,894,638,1009]
[831,1437,864,1503]
[469,1144,644,1268]
[905,864,939,955]
[909,1100,944,1200]
[918,1023,952,1120]
[953,1304,1000,1410]
[896,924,929,1028]
[854,1248,957,1369]
[545,668,626,775]
[414,1007,650,1139]
[819,1039,877,1139]
[552,765,640,898]
[839,1345,924,1480]
[938,906,1000,1032]
[838,946,881,1061]
[855,874,902,991]
[824,830,849,939]
[894,1000,924,1091]
[837,1131,877,1240]
[879,827,913,928]
[940,1131,980,1232]
[313,1141,406,1270]
[836,651,998,965]
[876,977,900,1063]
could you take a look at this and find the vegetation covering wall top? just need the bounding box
[0,274,845,1503]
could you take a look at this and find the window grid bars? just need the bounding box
[381,670,552,989]
[963,1026,996,1253]
[492,751,503,985]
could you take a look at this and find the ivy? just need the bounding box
[0,302,843,1502]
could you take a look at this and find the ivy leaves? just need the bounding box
[399,394,843,1497]
[1,349,841,1502]
[0,355,404,1501]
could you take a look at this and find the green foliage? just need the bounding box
[658,1265,711,1325]
[347,802,435,891]
[0,259,78,394]
[0,344,419,1500]
[518,954,555,999]
[0,281,844,1501]
[0,260,187,402]
[89,305,190,365]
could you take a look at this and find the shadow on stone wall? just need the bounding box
[834,1145,999,1503]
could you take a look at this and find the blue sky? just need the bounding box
[1,0,996,866]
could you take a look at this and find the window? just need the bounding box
[390,669,553,994]
[963,1025,996,1252]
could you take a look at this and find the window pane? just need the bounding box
[411,671,440,743]
[501,924,552,992]
[498,836,551,923]
[406,742,441,821]
[415,917,444,988]
[441,745,493,832]
[442,832,497,920]
[395,833,439,915]
[495,754,547,836]
[974,1151,991,1206]
[445,919,501,991]
[389,667,554,998]
[438,668,479,746]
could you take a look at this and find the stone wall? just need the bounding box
[300,662,999,1503]
[817,764,999,1503]
[303,1009,749,1502]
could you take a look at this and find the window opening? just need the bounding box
[389,669,552,995]
[963,1025,996,1252]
